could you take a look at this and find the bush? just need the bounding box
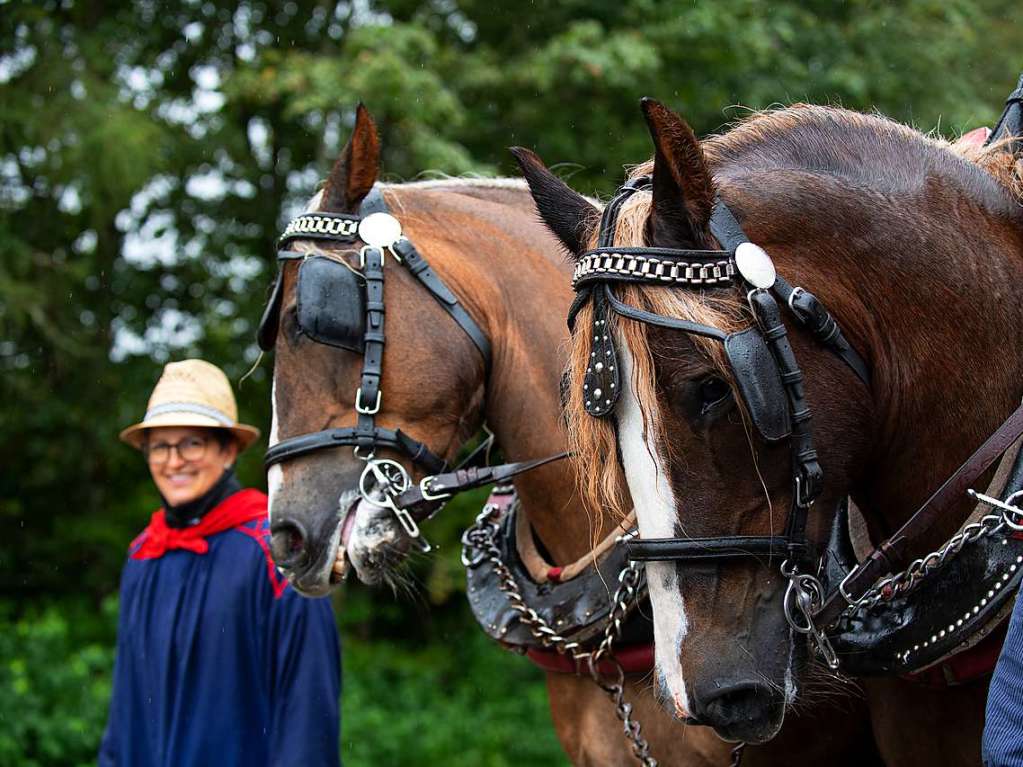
[342,632,566,766]
[0,601,116,767]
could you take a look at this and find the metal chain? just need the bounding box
[462,505,658,766]
[844,511,1008,617]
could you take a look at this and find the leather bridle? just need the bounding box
[259,189,493,547]
[259,188,567,550]
[569,176,873,664]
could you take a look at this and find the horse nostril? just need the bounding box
[701,682,780,730]
[270,519,309,570]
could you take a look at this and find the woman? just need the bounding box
[99,359,341,767]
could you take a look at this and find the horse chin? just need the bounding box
[709,702,786,745]
[346,498,411,585]
[287,522,341,598]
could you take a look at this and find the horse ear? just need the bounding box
[640,98,714,249]
[320,103,380,213]
[510,146,600,257]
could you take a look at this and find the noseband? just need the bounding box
[258,189,492,547]
[569,176,872,664]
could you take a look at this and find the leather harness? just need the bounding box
[258,188,568,546]
[571,173,1023,668]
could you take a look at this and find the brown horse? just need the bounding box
[263,107,881,764]
[515,99,1023,764]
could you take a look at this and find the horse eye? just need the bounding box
[698,376,731,412]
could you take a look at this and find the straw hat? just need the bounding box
[119,359,261,451]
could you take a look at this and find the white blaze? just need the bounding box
[617,342,692,715]
[267,377,283,523]
[266,190,322,524]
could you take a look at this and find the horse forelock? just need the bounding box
[566,190,749,522]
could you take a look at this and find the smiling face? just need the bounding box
[145,426,238,506]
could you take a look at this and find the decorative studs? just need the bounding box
[593,388,603,398]
[595,362,604,373]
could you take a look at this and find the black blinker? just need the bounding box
[723,328,792,442]
[295,256,367,352]
[257,269,285,352]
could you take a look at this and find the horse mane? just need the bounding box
[566,104,1023,521]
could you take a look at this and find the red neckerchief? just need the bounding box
[131,488,268,560]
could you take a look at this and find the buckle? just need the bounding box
[838,567,864,609]
[355,389,381,415]
[419,476,453,502]
[794,475,816,509]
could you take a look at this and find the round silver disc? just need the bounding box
[358,212,402,248]
[734,242,776,289]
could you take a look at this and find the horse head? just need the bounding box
[264,106,488,594]
[517,98,1023,743]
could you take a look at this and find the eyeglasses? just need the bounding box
[145,436,209,465]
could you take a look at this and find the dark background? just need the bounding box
[1,1,1018,763]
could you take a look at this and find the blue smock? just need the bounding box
[98,491,341,767]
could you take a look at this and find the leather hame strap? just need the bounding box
[987,72,1023,152]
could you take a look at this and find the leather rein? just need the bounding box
[259,189,566,550]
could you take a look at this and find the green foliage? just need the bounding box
[342,632,566,766]
[0,600,116,767]
[2,0,1018,601]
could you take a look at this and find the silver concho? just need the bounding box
[734,242,776,289]
[358,212,402,248]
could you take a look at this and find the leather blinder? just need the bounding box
[295,256,367,352]
[724,327,792,442]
